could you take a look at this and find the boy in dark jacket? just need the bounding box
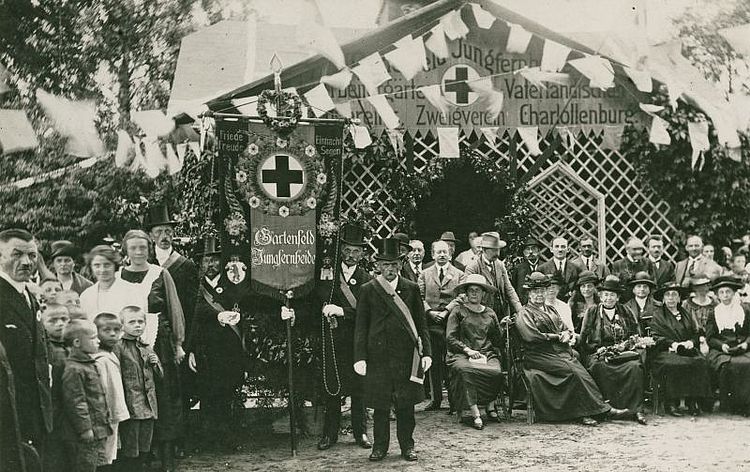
[42,303,72,472]
[61,319,111,472]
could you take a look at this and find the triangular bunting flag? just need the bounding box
[505,23,532,54]
[441,10,469,40]
[334,101,352,118]
[130,137,148,174]
[664,79,683,110]
[384,36,428,81]
[601,125,624,150]
[518,126,542,156]
[165,144,182,175]
[0,109,39,154]
[143,138,167,178]
[623,66,653,93]
[418,85,451,117]
[304,84,335,118]
[727,147,742,163]
[481,127,499,144]
[470,4,496,29]
[425,24,450,60]
[132,110,175,137]
[437,127,460,158]
[556,126,576,152]
[468,77,504,118]
[176,143,188,161]
[688,121,709,170]
[188,141,201,159]
[352,53,391,96]
[298,22,345,69]
[713,115,741,149]
[114,130,134,168]
[518,67,570,89]
[386,129,405,156]
[350,125,372,149]
[366,95,400,129]
[639,103,664,115]
[321,69,353,91]
[36,89,104,158]
[568,56,614,90]
[649,116,671,145]
[541,40,571,72]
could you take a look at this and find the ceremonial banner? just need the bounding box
[217,118,343,300]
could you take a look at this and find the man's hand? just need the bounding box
[421,356,432,372]
[175,345,185,364]
[323,304,344,317]
[740,342,748,351]
[683,340,695,350]
[559,331,571,344]
[354,360,367,376]
[722,344,731,354]
[281,306,295,326]
[80,429,95,443]
[669,342,679,353]
[188,352,198,373]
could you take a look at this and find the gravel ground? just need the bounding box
[178,401,750,472]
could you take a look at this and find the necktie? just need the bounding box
[688,259,696,276]
[586,258,591,271]
[439,267,444,284]
[415,265,420,278]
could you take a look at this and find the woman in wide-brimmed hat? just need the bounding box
[515,272,629,426]
[704,275,750,414]
[580,275,647,424]
[445,274,504,430]
[568,270,600,332]
[623,271,659,333]
[682,273,717,335]
[649,282,712,416]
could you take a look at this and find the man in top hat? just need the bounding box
[393,233,412,258]
[48,240,93,295]
[538,236,582,302]
[418,240,465,411]
[401,240,424,284]
[455,231,480,269]
[354,238,431,462]
[610,237,654,297]
[674,235,723,286]
[512,236,543,305]
[644,235,674,286]
[186,236,245,441]
[465,232,523,318]
[570,237,609,281]
[623,271,661,333]
[316,223,372,451]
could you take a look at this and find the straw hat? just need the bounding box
[455,274,497,294]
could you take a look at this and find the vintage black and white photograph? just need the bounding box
[1,0,750,470]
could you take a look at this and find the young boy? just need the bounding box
[93,312,130,469]
[61,319,112,472]
[58,288,82,310]
[40,277,64,304]
[118,306,162,472]
[42,303,72,472]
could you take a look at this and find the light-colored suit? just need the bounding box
[418,263,465,311]
[674,256,723,286]
[465,257,523,317]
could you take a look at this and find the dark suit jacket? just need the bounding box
[570,255,609,280]
[401,262,420,284]
[162,251,199,340]
[649,258,675,286]
[354,276,431,409]
[624,296,661,332]
[0,278,52,444]
[538,258,582,301]
[511,259,541,305]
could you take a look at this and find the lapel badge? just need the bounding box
[216,287,224,294]
[350,278,357,286]
[225,256,247,285]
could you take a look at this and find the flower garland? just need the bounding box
[256,89,303,134]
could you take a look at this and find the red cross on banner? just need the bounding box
[260,153,305,199]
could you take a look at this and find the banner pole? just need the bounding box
[285,290,298,457]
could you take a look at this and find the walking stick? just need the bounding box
[284,290,297,457]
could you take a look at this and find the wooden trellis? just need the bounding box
[341,129,678,263]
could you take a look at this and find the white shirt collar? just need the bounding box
[155,246,172,266]
[206,274,221,288]
[689,255,702,263]
[0,269,27,295]
[388,276,399,290]
[410,261,422,272]
[650,256,660,263]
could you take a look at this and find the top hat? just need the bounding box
[455,273,497,294]
[374,238,403,261]
[197,235,221,257]
[688,273,712,288]
[50,240,78,260]
[144,204,177,229]
[440,231,458,243]
[393,232,411,249]
[479,231,507,250]
[522,237,542,249]
[340,223,367,247]
[711,275,744,292]
[654,281,689,300]
[597,275,624,294]
[523,271,551,290]
[629,271,656,287]
[576,270,599,287]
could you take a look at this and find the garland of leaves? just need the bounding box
[256,89,303,134]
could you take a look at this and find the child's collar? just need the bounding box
[68,349,96,363]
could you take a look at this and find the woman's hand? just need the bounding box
[464,348,482,359]
[739,342,748,351]
[683,340,695,350]
[174,345,186,364]
[559,331,572,344]
[722,344,731,354]
[188,352,197,373]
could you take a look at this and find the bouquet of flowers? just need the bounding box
[594,335,655,364]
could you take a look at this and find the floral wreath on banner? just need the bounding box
[256,89,303,134]
[235,133,328,218]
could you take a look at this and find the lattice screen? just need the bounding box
[341,129,678,263]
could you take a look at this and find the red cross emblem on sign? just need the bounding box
[260,153,304,199]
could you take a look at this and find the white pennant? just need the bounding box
[440,10,469,40]
[418,85,451,117]
[321,69,353,91]
[601,125,624,150]
[649,116,671,145]
[387,129,405,156]
[639,103,664,115]
[470,4,496,29]
[36,89,104,158]
[366,95,400,129]
[188,141,201,159]
[384,36,427,81]
[0,63,10,95]
[556,126,576,151]
[568,56,614,90]
[352,53,391,96]
[130,137,148,174]
[350,124,372,149]
[688,121,709,170]
[176,143,188,161]
[505,23,532,54]
[481,127,499,144]
[518,67,570,89]
[425,24,450,60]
[165,144,182,175]
[143,138,167,178]
[664,79,683,110]
[0,109,39,154]
[298,22,345,69]
[623,66,653,93]
[541,40,571,72]
[437,127,460,158]
[334,101,352,118]
[304,84,335,117]
[518,126,542,156]
[131,110,175,137]
[114,130,134,168]
[469,79,504,120]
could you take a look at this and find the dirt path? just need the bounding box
[179,404,750,472]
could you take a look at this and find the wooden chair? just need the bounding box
[502,317,535,424]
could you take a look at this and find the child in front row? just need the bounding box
[93,312,130,470]
[118,306,162,472]
[61,320,112,472]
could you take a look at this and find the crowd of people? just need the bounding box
[4,208,750,469]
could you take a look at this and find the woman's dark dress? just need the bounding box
[682,297,718,335]
[649,305,711,401]
[445,305,504,412]
[516,303,610,421]
[705,303,750,413]
[580,304,645,411]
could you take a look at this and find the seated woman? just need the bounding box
[445,274,504,430]
[516,272,627,426]
[649,282,712,416]
[568,271,599,333]
[705,276,750,414]
[623,271,659,334]
[682,273,717,337]
[545,273,575,334]
[580,275,647,425]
